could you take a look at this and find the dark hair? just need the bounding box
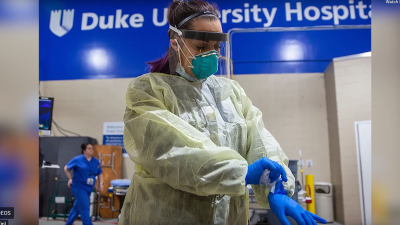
[147,0,220,74]
[81,143,92,154]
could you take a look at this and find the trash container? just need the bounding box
[315,182,334,223]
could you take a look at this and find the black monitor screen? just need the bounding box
[39,97,54,131]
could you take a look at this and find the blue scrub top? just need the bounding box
[67,155,102,192]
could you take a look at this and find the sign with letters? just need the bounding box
[40,0,371,80]
[103,122,128,157]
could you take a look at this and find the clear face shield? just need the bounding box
[169,26,229,81]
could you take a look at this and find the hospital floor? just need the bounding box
[39,218,119,225]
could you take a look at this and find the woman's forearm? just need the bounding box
[99,174,103,184]
[64,166,72,180]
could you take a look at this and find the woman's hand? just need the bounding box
[98,184,104,192]
[64,165,73,188]
[67,179,72,188]
[268,180,327,225]
[245,157,288,185]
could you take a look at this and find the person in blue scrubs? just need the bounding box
[64,143,103,225]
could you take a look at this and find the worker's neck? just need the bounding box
[84,154,92,161]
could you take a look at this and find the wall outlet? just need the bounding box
[306,160,313,167]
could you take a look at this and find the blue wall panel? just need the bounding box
[231,28,371,74]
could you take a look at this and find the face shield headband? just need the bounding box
[170,27,229,42]
[169,11,229,42]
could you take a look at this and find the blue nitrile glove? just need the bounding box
[245,157,288,185]
[268,180,327,225]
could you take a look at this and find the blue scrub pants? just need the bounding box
[65,185,93,225]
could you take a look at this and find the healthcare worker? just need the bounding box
[120,1,327,225]
[64,143,103,225]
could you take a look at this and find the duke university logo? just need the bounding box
[49,9,75,37]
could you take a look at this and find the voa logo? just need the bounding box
[49,9,75,37]
[50,9,146,37]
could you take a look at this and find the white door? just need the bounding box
[355,121,371,225]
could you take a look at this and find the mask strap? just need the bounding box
[170,25,195,60]
[174,39,198,82]
[179,35,195,60]
[175,39,182,67]
[174,39,194,69]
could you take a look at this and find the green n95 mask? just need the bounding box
[174,38,219,81]
[191,50,219,80]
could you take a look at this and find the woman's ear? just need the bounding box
[170,39,178,52]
